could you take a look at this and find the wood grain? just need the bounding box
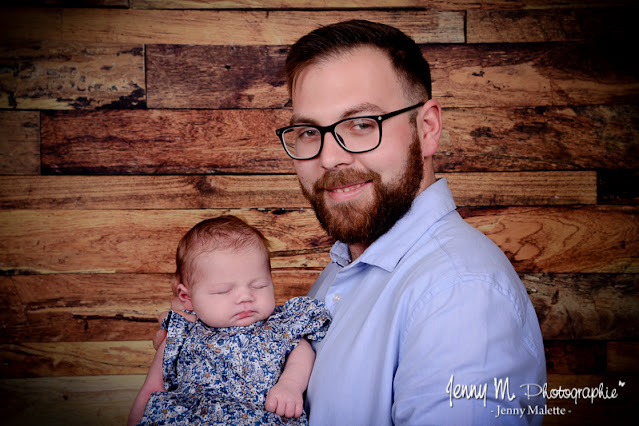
[0,41,145,110]
[0,171,597,210]
[0,111,39,175]
[424,43,639,108]
[39,106,638,173]
[143,43,639,109]
[1,9,464,45]
[522,274,639,340]
[129,0,633,10]
[463,206,638,273]
[0,270,320,343]
[1,206,635,275]
[467,7,633,43]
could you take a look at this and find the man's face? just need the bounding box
[290,47,427,248]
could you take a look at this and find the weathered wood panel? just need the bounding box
[424,43,639,108]
[40,106,638,173]
[0,209,332,274]
[0,375,141,426]
[0,172,597,210]
[598,169,639,205]
[543,340,606,375]
[0,42,145,110]
[0,111,39,175]
[0,270,320,343]
[129,0,633,10]
[440,105,639,172]
[467,7,633,43]
[144,43,639,109]
[464,206,638,273]
[1,207,635,275]
[41,109,291,174]
[1,9,464,45]
[607,341,639,373]
[521,274,639,340]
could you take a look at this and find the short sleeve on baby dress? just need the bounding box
[271,296,331,345]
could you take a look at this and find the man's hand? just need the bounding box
[152,297,195,351]
[265,377,304,418]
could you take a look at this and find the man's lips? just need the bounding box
[328,181,369,193]
[324,180,372,201]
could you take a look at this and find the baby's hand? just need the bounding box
[265,378,304,418]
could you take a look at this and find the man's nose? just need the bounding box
[319,131,354,170]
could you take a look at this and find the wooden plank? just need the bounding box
[0,209,332,274]
[130,0,633,10]
[0,110,39,175]
[543,340,606,375]
[523,273,639,340]
[1,9,464,45]
[463,206,639,273]
[607,341,639,373]
[145,43,639,109]
[40,105,638,173]
[146,44,288,109]
[1,206,636,275]
[0,171,597,210]
[0,375,142,426]
[0,270,320,343]
[439,105,639,172]
[598,169,639,205]
[41,109,292,174]
[467,7,633,43]
[424,43,639,108]
[0,41,145,110]
[0,341,154,378]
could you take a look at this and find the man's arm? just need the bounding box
[393,280,545,425]
[265,338,315,418]
[128,339,167,426]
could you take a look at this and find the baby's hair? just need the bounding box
[173,215,271,295]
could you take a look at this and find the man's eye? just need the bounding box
[298,128,320,139]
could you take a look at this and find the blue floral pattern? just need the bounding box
[139,297,331,425]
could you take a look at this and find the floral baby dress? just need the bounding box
[139,296,331,425]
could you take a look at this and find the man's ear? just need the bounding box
[416,99,442,158]
[175,282,194,311]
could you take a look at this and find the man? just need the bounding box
[274,20,546,424]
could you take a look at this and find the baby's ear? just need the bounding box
[175,282,194,311]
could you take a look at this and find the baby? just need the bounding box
[128,215,331,425]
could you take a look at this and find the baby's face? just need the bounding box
[188,245,275,328]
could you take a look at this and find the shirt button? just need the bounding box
[332,293,341,303]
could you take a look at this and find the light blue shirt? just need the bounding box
[305,179,546,425]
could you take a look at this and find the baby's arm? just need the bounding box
[127,339,167,426]
[265,338,315,418]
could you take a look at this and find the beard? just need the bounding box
[300,134,424,247]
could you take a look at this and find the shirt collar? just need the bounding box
[329,178,457,272]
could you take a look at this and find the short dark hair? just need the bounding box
[284,20,432,101]
[175,215,270,292]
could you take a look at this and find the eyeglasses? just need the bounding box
[276,103,424,160]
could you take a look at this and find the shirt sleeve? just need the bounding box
[392,278,546,425]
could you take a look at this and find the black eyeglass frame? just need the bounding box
[276,102,424,160]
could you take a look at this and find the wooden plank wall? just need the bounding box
[1,1,637,424]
